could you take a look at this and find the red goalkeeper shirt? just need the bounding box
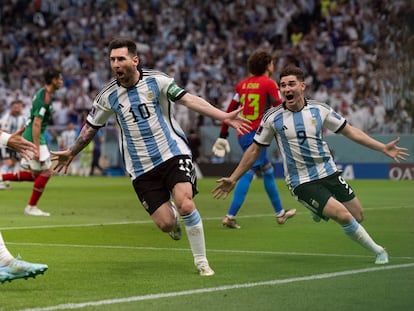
[220,75,282,137]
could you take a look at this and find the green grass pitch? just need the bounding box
[0,176,413,311]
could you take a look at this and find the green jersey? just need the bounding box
[23,87,53,144]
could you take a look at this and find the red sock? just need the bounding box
[28,175,51,206]
[2,171,34,181]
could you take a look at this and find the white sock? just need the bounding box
[0,232,14,266]
[182,210,208,265]
[343,218,384,254]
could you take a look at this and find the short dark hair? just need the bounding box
[44,68,61,84]
[108,38,138,56]
[10,99,23,106]
[279,65,305,82]
[247,49,273,76]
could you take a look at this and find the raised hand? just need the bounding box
[223,107,252,136]
[383,137,409,163]
[212,177,237,199]
[50,150,75,174]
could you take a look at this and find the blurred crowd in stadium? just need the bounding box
[0,0,413,155]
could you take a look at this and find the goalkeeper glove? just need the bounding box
[212,138,230,157]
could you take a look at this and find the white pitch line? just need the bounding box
[1,204,413,231]
[17,263,414,311]
[7,242,414,261]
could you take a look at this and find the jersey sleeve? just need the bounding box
[32,91,50,119]
[86,95,114,127]
[324,107,346,133]
[160,75,186,101]
[253,118,274,147]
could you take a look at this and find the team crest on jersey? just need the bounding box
[147,91,155,101]
[39,107,46,117]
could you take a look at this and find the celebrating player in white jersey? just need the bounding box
[52,38,251,276]
[213,65,409,265]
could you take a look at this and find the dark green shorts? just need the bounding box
[292,172,356,221]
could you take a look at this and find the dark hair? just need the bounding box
[247,49,273,76]
[10,99,23,106]
[279,65,305,82]
[44,68,61,84]
[108,38,138,56]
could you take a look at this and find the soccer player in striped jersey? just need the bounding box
[0,128,48,283]
[0,100,27,189]
[212,49,296,229]
[51,38,252,276]
[0,68,63,216]
[213,65,409,265]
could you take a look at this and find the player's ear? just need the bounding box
[301,81,306,91]
[134,55,139,66]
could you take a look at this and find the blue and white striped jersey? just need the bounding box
[0,113,26,134]
[254,99,346,189]
[86,69,191,180]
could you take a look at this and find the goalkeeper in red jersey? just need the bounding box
[212,49,296,229]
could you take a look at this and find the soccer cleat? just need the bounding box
[0,181,10,190]
[375,249,389,264]
[222,216,240,229]
[24,205,50,217]
[196,262,215,276]
[168,202,182,240]
[0,257,48,284]
[276,208,297,224]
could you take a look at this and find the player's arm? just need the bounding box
[219,99,240,138]
[32,117,42,161]
[177,93,251,136]
[211,99,240,157]
[212,142,263,199]
[51,123,98,173]
[0,128,36,160]
[339,123,409,162]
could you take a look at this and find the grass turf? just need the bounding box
[0,176,413,311]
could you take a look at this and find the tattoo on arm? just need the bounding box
[69,125,98,156]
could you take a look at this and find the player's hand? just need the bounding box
[212,138,230,157]
[223,107,252,136]
[212,177,237,199]
[383,137,410,163]
[6,127,37,160]
[51,150,75,174]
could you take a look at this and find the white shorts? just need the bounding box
[20,145,52,171]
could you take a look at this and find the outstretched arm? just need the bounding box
[177,93,252,135]
[212,143,263,199]
[51,123,98,173]
[0,128,37,160]
[339,123,409,162]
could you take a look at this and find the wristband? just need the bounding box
[0,132,11,147]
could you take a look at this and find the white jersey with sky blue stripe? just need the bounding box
[254,99,346,189]
[0,113,26,134]
[86,69,191,180]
